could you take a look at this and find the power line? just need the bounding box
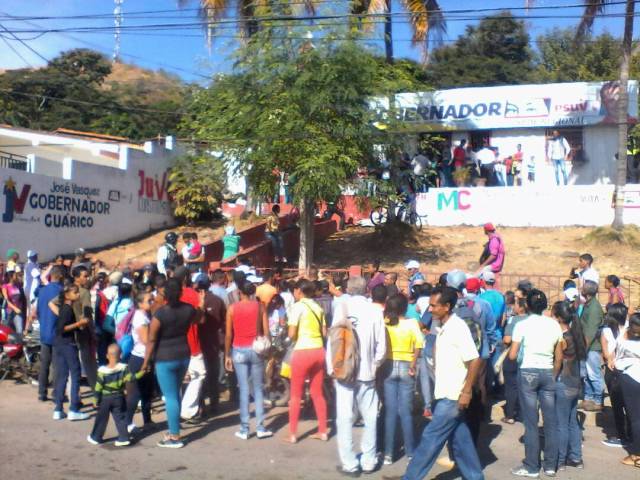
[0,30,33,68]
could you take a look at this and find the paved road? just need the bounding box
[0,381,637,480]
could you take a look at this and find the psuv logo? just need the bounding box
[2,177,31,223]
[437,189,471,211]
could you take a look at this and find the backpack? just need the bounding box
[454,298,483,353]
[114,306,136,342]
[328,316,360,383]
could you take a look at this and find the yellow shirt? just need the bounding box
[289,298,325,350]
[256,283,277,306]
[385,318,424,362]
[266,213,280,233]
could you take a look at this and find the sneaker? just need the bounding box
[335,466,361,478]
[86,435,100,445]
[383,455,393,465]
[256,429,273,439]
[235,430,249,440]
[565,459,584,469]
[52,410,66,420]
[511,465,539,478]
[157,438,184,449]
[602,437,625,448]
[127,423,137,434]
[422,408,433,419]
[68,411,90,421]
[543,470,556,477]
[114,440,131,447]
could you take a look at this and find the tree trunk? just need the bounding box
[384,0,393,64]
[612,0,634,230]
[298,198,315,274]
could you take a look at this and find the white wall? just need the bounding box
[579,125,618,185]
[0,143,176,261]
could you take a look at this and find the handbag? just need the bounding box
[280,343,295,379]
[118,334,134,362]
[252,303,271,356]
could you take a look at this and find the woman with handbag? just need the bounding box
[284,279,328,444]
[125,291,155,432]
[224,281,273,440]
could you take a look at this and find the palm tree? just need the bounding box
[351,0,445,64]
[529,0,634,230]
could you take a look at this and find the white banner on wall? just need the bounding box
[372,81,638,131]
[416,185,640,227]
[1,162,175,261]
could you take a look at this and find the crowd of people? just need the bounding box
[1,228,639,479]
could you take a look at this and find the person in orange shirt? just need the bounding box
[256,271,277,306]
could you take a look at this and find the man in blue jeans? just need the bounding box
[385,287,484,480]
[546,130,571,186]
[579,280,605,411]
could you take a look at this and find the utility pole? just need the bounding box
[113,0,123,63]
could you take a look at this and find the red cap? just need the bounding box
[483,222,495,232]
[466,277,482,293]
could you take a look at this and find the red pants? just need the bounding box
[289,347,327,436]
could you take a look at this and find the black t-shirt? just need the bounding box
[154,302,195,362]
[55,303,77,346]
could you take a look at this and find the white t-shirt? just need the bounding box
[578,267,599,287]
[131,310,150,358]
[416,296,430,316]
[512,314,563,369]
[434,314,480,401]
[547,137,571,160]
[477,148,496,166]
[602,326,619,358]
[615,329,640,383]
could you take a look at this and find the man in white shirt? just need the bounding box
[546,130,571,186]
[392,286,484,480]
[570,253,600,288]
[331,277,387,476]
[477,143,497,186]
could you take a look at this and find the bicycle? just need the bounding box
[369,197,426,231]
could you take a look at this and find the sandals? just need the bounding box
[501,417,516,425]
[621,455,640,467]
[310,432,329,441]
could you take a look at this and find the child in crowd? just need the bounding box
[527,155,536,183]
[222,226,241,260]
[87,343,144,447]
[605,274,625,307]
[181,232,203,261]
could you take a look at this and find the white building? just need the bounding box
[0,126,179,260]
[374,80,639,187]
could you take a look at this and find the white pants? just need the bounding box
[180,354,207,419]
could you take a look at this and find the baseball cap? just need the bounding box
[466,277,482,293]
[405,260,420,270]
[27,250,38,259]
[446,269,467,291]
[6,248,18,259]
[483,223,495,232]
[192,272,209,288]
[480,270,496,284]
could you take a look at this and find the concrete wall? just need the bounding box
[0,141,176,261]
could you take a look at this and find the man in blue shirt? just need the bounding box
[33,265,64,402]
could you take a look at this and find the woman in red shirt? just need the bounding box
[224,281,272,440]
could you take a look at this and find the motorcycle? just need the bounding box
[0,324,40,383]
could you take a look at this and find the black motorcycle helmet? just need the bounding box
[165,232,178,245]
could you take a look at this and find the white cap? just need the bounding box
[405,260,420,270]
[235,265,251,274]
[121,277,133,285]
[564,287,580,302]
[480,270,496,284]
[27,250,37,258]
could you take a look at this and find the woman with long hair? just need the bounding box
[613,312,640,468]
[551,301,586,470]
[224,281,272,440]
[285,279,327,444]
[382,294,423,465]
[2,267,26,335]
[601,303,632,448]
[126,291,155,431]
[142,278,203,448]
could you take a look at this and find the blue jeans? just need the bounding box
[54,343,81,412]
[404,399,484,480]
[232,347,266,433]
[583,350,604,404]
[155,358,190,435]
[555,379,582,465]
[383,360,415,458]
[417,356,434,409]
[519,368,558,473]
[553,159,568,185]
[266,232,284,260]
[4,311,24,335]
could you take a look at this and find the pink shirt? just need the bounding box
[3,283,24,314]
[488,234,505,273]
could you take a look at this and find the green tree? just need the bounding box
[426,12,535,88]
[183,32,382,270]
[168,153,227,222]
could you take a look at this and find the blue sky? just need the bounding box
[0,0,636,82]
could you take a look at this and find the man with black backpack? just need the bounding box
[156,232,181,277]
[329,276,386,477]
